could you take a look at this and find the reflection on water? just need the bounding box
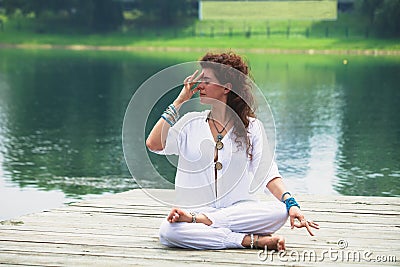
[0,50,399,219]
[335,61,400,196]
[255,59,345,195]
[254,55,400,196]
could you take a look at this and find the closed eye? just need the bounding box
[201,77,211,85]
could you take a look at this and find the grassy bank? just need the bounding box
[1,14,399,53]
[1,32,399,53]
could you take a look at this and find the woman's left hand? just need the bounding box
[289,206,320,236]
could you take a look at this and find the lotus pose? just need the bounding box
[146,52,319,250]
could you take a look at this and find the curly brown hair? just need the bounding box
[199,51,256,159]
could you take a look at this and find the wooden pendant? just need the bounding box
[215,161,223,170]
[216,140,224,150]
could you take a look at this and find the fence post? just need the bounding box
[210,26,214,38]
[245,26,251,38]
[229,27,233,37]
[345,26,349,38]
[305,28,309,38]
[325,27,329,38]
[266,21,270,38]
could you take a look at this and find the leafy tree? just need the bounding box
[134,0,198,26]
[3,0,70,16]
[2,0,124,32]
[356,0,384,23]
[373,0,400,37]
[71,0,123,32]
[356,0,400,37]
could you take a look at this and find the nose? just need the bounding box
[197,81,205,91]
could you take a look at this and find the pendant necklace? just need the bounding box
[209,112,231,151]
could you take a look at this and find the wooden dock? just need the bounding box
[0,189,399,266]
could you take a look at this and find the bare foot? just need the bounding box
[243,234,286,251]
[257,234,286,251]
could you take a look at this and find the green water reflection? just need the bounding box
[0,49,398,200]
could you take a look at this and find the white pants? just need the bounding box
[159,200,288,250]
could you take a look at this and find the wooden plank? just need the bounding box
[93,189,400,205]
[0,240,397,266]
[67,200,400,215]
[27,209,398,227]
[0,221,398,239]
[0,228,398,252]
[0,251,259,267]
[0,189,399,266]
[0,236,398,266]
[69,201,400,214]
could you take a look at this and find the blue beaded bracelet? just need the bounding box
[168,104,178,116]
[281,191,291,202]
[284,197,300,212]
[161,114,174,126]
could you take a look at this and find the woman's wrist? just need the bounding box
[283,197,300,212]
[173,99,184,108]
[188,213,212,226]
[281,192,300,212]
[280,191,292,202]
[161,103,180,126]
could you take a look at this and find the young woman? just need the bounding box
[146,52,319,250]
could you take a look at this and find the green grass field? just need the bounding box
[200,0,337,20]
[1,29,399,52]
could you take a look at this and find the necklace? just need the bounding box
[209,112,231,150]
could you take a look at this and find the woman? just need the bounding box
[146,52,319,250]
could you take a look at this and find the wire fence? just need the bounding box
[140,23,372,39]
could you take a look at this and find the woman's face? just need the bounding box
[198,68,229,105]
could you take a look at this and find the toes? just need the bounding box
[258,235,286,251]
[277,237,286,251]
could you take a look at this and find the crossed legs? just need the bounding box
[159,200,288,250]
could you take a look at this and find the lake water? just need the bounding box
[0,49,399,220]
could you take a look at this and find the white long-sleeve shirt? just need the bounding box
[152,110,281,209]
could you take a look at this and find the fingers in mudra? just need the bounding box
[307,220,320,229]
[167,208,190,223]
[185,70,204,91]
[294,219,313,228]
[293,218,320,236]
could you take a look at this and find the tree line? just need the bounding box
[1,0,198,32]
[1,0,399,37]
[356,0,400,37]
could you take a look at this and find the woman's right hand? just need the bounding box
[173,70,204,107]
[167,207,192,223]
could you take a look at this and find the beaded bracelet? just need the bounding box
[161,104,179,126]
[161,114,174,126]
[189,212,196,223]
[283,197,300,212]
[281,191,292,202]
[164,109,176,121]
[168,104,178,116]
